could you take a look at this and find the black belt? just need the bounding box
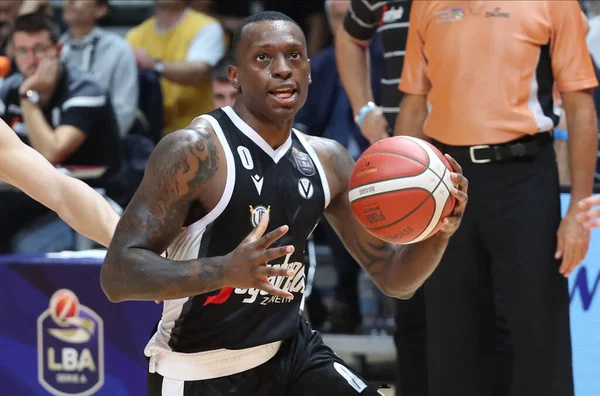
[434,132,553,164]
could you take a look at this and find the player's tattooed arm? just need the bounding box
[102,121,297,303]
[311,136,465,299]
[101,122,226,302]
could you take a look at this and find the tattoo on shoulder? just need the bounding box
[118,126,220,246]
[152,128,219,218]
[310,137,355,185]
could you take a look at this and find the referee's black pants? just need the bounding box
[426,137,574,396]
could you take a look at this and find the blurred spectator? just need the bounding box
[60,0,138,137]
[199,0,328,56]
[0,11,124,253]
[211,52,236,108]
[127,0,226,137]
[191,0,254,38]
[295,0,382,334]
[0,0,22,55]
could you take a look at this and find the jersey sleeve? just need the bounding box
[60,93,107,137]
[342,0,385,41]
[548,2,598,92]
[398,4,431,95]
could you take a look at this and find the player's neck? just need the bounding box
[232,103,292,149]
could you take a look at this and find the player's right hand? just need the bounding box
[360,108,390,145]
[223,212,296,299]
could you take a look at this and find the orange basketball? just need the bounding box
[348,136,456,245]
[0,56,11,78]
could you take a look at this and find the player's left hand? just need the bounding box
[576,194,600,229]
[437,154,468,237]
[556,206,590,277]
[134,48,157,70]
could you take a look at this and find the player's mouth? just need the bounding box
[268,87,298,105]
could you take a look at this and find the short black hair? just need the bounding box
[212,52,234,82]
[11,11,61,44]
[231,11,304,64]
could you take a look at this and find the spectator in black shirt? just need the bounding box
[0,11,124,253]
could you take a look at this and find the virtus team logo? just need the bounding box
[37,289,104,396]
[249,205,271,227]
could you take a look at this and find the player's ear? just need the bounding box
[228,64,240,91]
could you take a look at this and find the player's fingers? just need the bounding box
[261,245,295,263]
[445,154,463,175]
[255,225,290,249]
[438,216,460,232]
[583,217,600,229]
[450,186,468,202]
[244,211,270,242]
[578,195,600,210]
[583,207,600,219]
[256,265,296,278]
[450,173,468,193]
[256,281,294,300]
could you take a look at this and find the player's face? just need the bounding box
[12,30,58,78]
[232,21,310,120]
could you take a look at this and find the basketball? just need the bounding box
[348,136,456,244]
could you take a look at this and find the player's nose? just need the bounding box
[270,54,292,80]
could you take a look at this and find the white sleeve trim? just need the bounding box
[62,96,107,111]
[186,22,226,66]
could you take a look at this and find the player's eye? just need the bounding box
[289,52,301,60]
[256,53,269,62]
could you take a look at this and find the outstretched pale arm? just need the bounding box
[0,120,119,247]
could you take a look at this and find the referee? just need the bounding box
[335,2,428,396]
[396,2,597,396]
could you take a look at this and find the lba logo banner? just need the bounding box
[37,289,104,395]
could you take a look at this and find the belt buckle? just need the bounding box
[469,145,491,163]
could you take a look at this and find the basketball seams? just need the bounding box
[365,168,446,231]
[359,149,429,168]
[350,136,455,244]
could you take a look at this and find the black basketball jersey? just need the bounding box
[147,107,330,355]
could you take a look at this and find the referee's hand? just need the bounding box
[556,203,591,277]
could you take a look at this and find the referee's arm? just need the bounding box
[395,3,429,141]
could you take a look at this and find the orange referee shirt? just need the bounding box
[399,1,599,146]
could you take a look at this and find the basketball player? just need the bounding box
[101,11,468,395]
[0,118,118,247]
[578,195,600,228]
